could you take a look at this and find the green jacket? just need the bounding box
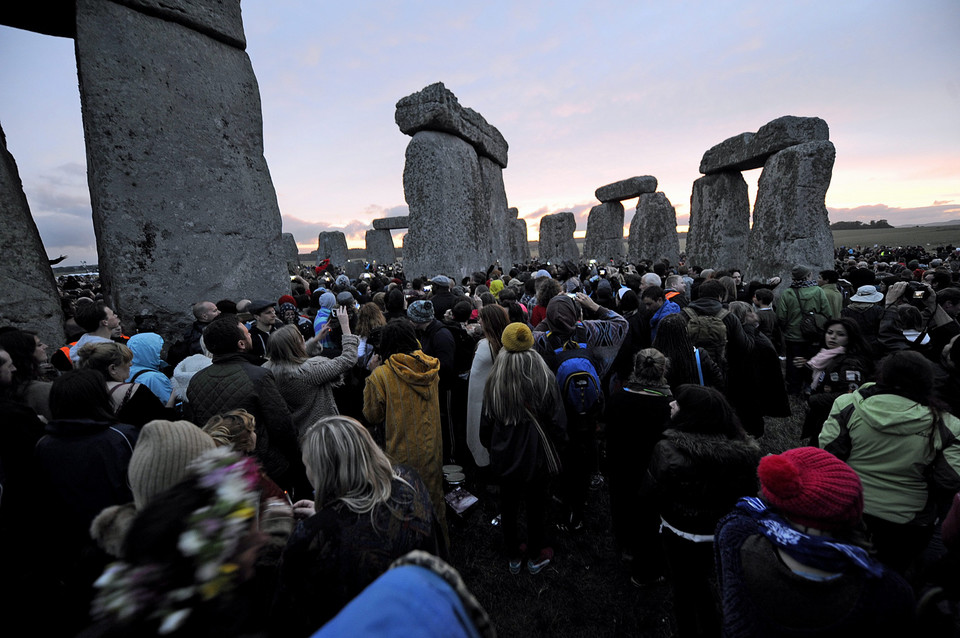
[820,283,843,319]
[775,285,832,343]
[820,383,960,524]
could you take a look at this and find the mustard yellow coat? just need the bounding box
[363,350,446,535]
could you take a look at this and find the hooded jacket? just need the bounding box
[820,383,960,524]
[363,351,445,533]
[127,332,173,404]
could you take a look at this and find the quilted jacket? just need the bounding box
[186,353,297,484]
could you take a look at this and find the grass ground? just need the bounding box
[445,395,807,637]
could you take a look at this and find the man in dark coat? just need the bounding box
[186,314,303,495]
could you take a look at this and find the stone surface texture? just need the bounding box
[372,215,409,230]
[595,175,658,203]
[507,208,530,264]
[747,140,836,287]
[316,231,348,266]
[699,116,829,174]
[282,232,299,273]
[365,228,396,265]
[344,259,365,280]
[395,82,509,168]
[76,0,287,340]
[686,172,750,270]
[582,202,625,261]
[402,131,486,280]
[478,155,513,268]
[0,124,65,349]
[628,192,680,266]
[113,0,245,47]
[538,212,580,264]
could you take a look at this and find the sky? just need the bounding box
[1,0,958,267]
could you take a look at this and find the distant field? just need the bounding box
[522,225,960,260]
[830,225,960,249]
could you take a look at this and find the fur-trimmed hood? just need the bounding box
[660,429,760,466]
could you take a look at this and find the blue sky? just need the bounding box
[1,0,958,266]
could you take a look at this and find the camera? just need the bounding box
[904,281,929,309]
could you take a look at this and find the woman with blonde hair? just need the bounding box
[354,302,386,363]
[480,322,567,575]
[203,409,289,503]
[264,309,358,436]
[77,341,171,427]
[274,415,439,634]
[465,305,510,468]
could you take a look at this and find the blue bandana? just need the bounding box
[735,497,883,578]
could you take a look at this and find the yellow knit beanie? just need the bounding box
[501,322,534,352]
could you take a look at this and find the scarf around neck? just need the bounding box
[808,346,845,390]
[734,497,883,578]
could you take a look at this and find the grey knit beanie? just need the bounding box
[128,420,216,509]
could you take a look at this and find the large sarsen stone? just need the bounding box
[699,116,829,174]
[396,82,509,168]
[538,212,579,264]
[582,202,624,261]
[686,172,750,270]
[747,141,836,286]
[628,192,680,266]
[595,176,658,203]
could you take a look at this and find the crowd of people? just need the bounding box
[2,242,960,636]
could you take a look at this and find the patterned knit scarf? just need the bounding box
[735,497,883,578]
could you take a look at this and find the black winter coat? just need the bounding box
[645,429,760,535]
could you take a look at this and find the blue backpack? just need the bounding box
[547,328,603,416]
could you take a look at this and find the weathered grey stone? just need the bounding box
[747,141,836,286]
[344,259,365,280]
[582,202,624,261]
[372,216,409,230]
[0,124,65,349]
[316,231,348,266]
[595,176,658,203]
[478,155,512,268]
[686,172,750,270]
[507,208,530,264]
[402,131,486,280]
[365,228,396,265]
[700,116,830,174]
[114,0,245,48]
[628,193,681,266]
[282,233,300,273]
[538,212,580,264]
[76,0,287,340]
[396,82,509,168]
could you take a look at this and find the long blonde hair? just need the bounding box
[483,347,559,426]
[355,302,386,338]
[301,416,407,514]
[263,324,308,368]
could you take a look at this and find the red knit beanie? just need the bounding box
[758,447,863,531]
[278,295,297,307]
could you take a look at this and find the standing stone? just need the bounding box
[628,192,680,266]
[316,231,348,267]
[365,228,396,265]
[538,212,580,264]
[686,172,750,270]
[507,208,530,264]
[282,233,300,274]
[583,202,624,261]
[747,141,836,286]
[0,124,65,349]
[479,155,511,268]
[75,0,286,339]
[344,259,365,281]
[699,116,830,174]
[395,82,509,168]
[402,131,485,280]
[595,176,658,203]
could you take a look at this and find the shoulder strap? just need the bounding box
[823,402,857,460]
[130,369,150,382]
[694,348,704,386]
